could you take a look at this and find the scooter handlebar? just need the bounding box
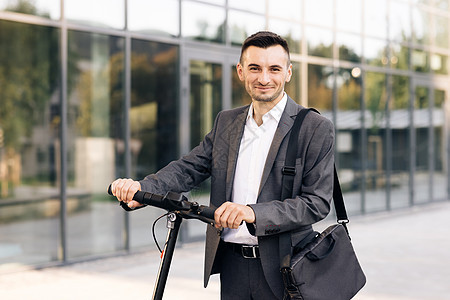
[107,184,216,222]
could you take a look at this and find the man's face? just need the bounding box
[237,45,292,104]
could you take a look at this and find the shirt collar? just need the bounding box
[247,92,287,123]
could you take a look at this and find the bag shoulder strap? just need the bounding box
[279,108,349,271]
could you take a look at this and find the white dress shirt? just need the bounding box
[222,93,288,245]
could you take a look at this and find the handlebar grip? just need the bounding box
[199,206,216,220]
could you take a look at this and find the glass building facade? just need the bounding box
[0,0,449,269]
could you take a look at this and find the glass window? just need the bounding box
[0,21,60,266]
[307,64,333,112]
[304,0,333,28]
[431,53,448,74]
[390,43,409,70]
[365,0,387,39]
[306,26,333,58]
[0,0,60,19]
[128,0,179,37]
[268,0,301,21]
[390,75,410,209]
[435,0,449,10]
[232,65,252,108]
[433,14,449,49]
[285,61,301,104]
[365,38,389,67]
[337,32,362,62]
[433,89,446,200]
[189,61,222,148]
[65,0,125,29]
[336,67,363,214]
[228,10,265,46]
[412,6,431,45]
[413,86,431,204]
[67,31,126,258]
[268,19,301,53]
[389,0,411,42]
[364,72,387,212]
[228,0,265,14]
[181,1,225,43]
[128,39,179,249]
[412,49,430,72]
[336,0,362,33]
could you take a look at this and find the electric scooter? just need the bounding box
[107,185,216,300]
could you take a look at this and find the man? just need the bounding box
[111,31,334,299]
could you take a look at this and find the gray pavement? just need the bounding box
[0,201,450,300]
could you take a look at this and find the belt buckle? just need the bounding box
[242,245,257,259]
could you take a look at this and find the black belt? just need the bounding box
[225,242,260,259]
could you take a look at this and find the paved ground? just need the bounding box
[0,201,449,300]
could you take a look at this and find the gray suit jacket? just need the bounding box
[139,96,335,298]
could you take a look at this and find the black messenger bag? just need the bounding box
[279,108,366,300]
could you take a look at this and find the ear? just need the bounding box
[285,63,293,83]
[236,63,244,81]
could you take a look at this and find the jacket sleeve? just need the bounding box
[138,112,221,195]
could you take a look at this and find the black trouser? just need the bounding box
[220,242,277,300]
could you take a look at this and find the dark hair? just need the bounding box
[239,31,290,64]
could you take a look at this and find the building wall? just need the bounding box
[0,0,449,268]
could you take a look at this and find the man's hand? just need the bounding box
[214,202,256,229]
[110,178,143,209]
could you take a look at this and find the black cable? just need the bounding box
[152,212,169,253]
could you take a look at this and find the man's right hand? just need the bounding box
[110,178,143,209]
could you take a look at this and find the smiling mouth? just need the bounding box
[256,86,273,91]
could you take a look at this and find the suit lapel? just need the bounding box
[257,97,301,197]
[225,106,248,202]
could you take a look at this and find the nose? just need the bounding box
[258,70,270,85]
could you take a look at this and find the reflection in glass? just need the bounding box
[365,38,388,67]
[390,75,410,209]
[190,61,222,148]
[128,39,179,249]
[0,20,60,266]
[0,0,60,19]
[337,32,362,62]
[307,64,333,112]
[65,0,125,29]
[389,1,411,42]
[304,0,333,28]
[336,68,363,214]
[431,53,448,74]
[67,31,126,258]
[306,26,333,58]
[433,14,449,49]
[285,62,301,104]
[229,10,265,46]
[412,6,431,45]
[268,0,301,21]
[130,40,179,178]
[412,49,429,72]
[181,1,225,43]
[433,89,446,200]
[336,0,361,33]
[232,65,252,108]
[228,0,265,14]
[128,0,179,37]
[414,86,430,204]
[364,0,387,39]
[364,72,387,212]
[268,19,301,53]
[435,0,449,10]
[390,43,409,70]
